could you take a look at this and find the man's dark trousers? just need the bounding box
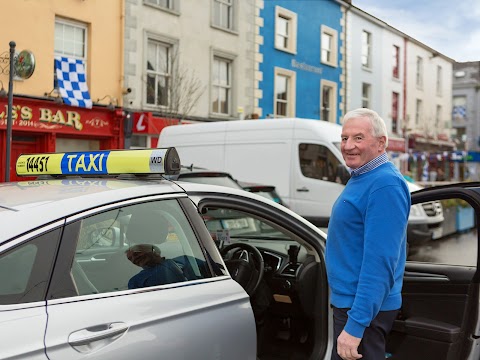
[331,307,398,360]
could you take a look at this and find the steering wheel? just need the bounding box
[220,242,264,296]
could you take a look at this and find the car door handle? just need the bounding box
[296,187,309,192]
[69,322,128,346]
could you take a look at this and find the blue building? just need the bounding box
[257,0,345,123]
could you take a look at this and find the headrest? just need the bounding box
[126,208,170,246]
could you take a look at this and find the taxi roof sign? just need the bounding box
[16,147,181,177]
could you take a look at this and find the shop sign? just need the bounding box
[0,99,116,136]
[387,137,406,152]
[133,112,179,135]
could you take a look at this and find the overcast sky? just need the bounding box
[353,0,480,62]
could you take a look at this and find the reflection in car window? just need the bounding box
[0,229,61,305]
[203,208,291,243]
[299,143,342,183]
[407,198,477,266]
[71,199,212,296]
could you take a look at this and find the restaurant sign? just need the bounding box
[0,98,119,136]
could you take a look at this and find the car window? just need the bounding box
[70,199,213,296]
[0,229,61,305]
[203,207,292,244]
[299,143,344,184]
[407,198,477,267]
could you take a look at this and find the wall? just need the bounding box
[0,0,123,105]
[123,0,256,120]
[259,0,344,122]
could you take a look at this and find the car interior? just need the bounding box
[202,206,326,360]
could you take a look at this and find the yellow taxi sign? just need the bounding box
[16,148,181,177]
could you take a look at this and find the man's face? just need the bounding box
[340,116,386,169]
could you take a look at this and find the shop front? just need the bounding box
[130,111,179,149]
[0,96,124,182]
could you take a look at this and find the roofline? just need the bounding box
[342,2,455,63]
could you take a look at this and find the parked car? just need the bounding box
[237,180,286,206]
[166,164,244,190]
[406,181,444,246]
[2,148,480,360]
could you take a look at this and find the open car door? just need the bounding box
[387,184,480,360]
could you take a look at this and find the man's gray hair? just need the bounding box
[343,108,389,149]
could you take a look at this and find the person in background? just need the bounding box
[326,108,411,360]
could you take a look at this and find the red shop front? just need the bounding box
[131,112,179,149]
[0,96,124,182]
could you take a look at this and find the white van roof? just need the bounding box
[161,118,343,141]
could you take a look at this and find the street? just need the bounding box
[409,228,477,266]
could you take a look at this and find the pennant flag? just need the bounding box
[54,56,92,109]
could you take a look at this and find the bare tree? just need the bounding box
[146,47,205,121]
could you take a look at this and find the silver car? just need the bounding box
[1,148,480,360]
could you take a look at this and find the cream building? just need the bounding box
[123,0,256,126]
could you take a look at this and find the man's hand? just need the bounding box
[336,330,362,360]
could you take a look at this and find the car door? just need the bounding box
[44,195,256,360]
[0,222,63,359]
[386,185,480,360]
[189,191,332,360]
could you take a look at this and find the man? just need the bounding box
[326,108,411,360]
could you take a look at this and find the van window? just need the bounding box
[299,143,343,183]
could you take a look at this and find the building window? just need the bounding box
[436,105,442,129]
[361,30,371,68]
[416,56,423,88]
[436,65,443,96]
[320,25,338,67]
[452,96,467,121]
[415,99,423,125]
[146,39,171,107]
[362,83,371,108]
[213,0,234,30]
[320,80,337,122]
[392,45,400,79]
[144,0,176,10]
[275,6,297,54]
[212,56,232,115]
[274,67,296,117]
[55,18,87,60]
[392,92,399,133]
[54,18,87,88]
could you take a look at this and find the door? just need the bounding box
[44,197,256,360]
[292,142,346,227]
[386,186,480,360]
[192,192,330,360]
[0,224,62,359]
[10,136,39,182]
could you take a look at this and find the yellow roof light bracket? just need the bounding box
[15,147,181,177]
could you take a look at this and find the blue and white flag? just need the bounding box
[54,56,92,109]
[452,105,466,119]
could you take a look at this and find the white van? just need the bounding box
[158,118,349,227]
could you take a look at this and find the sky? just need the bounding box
[353,0,480,62]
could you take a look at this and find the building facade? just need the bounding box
[257,0,346,122]
[345,5,454,177]
[123,0,257,147]
[0,0,125,181]
[452,61,480,180]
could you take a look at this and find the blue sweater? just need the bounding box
[128,259,186,289]
[326,162,410,338]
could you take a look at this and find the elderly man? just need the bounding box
[326,108,411,360]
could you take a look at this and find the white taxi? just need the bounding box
[1,148,479,360]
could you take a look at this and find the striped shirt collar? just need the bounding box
[349,152,389,177]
